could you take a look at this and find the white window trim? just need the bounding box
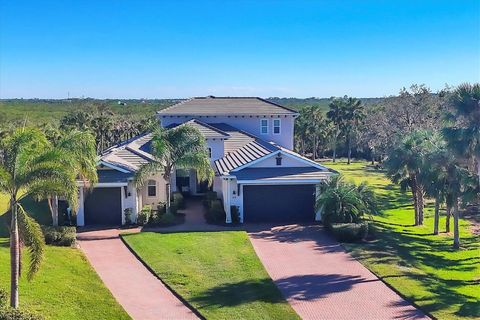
[147,180,157,198]
[273,119,281,135]
[260,119,269,135]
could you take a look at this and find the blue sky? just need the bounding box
[0,0,479,98]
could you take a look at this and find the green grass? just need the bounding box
[0,194,130,319]
[122,231,299,320]
[324,160,480,320]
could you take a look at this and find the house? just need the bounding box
[76,96,334,226]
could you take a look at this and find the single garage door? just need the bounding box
[84,187,122,225]
[243,184,315,223]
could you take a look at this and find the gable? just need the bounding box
[250,152,310,168]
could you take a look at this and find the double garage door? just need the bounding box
[243,184,316,223]
[84,187,122,225]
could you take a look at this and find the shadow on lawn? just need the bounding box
[190,278,285,307]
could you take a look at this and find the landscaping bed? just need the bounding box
[326,161,480,320]
[122,231,299,319]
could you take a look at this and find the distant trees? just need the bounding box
[59,104,156,153]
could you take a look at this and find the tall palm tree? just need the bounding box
[442,83,480,185]
[327,98,346,162]
[384,130,434,226]
[134,125,214,213]
[342,97,365,164]
[46,130,98,226]
[0,128,76,308]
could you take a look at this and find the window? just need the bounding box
[276,154,282,166]
[147,180,156,197]
[260,119,268,134]
[273,119,281,134]
[208,148,212,158]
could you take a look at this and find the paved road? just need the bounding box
[77,229,198,320]
[248,224,429,320]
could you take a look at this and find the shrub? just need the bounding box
[205,191,217,201]
[0,308,44,320]
[149,211,162,225]
[159,212,175,224]
[136,208,150,226]
[172,192,185,209]
[205,200,226,223]
[0,288,7,308]
[124,208,133,225]
[231,205,240,223]
[318,175,378,225]
[169,203,178,215]
[156,202,166,215]
[42,226,76,247]
[329,222,369,242]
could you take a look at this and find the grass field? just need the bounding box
[0,195,130,319]
[122,231,299,320]
[325,161,480,320]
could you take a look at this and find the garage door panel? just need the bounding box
[243,184,315,222]
[84,188,122,225]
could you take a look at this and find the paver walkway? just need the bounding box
[248,224,429,320]
[77,228,198,320]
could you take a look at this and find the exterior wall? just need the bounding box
[249,153,311,168]
[140,173,168,207]
[207,139,224,162]
[160,115,295,150]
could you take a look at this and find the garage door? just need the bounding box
[243,184,315,223]
[84,188,122,225]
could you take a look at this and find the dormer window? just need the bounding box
[276,153,282,166]
[260,119,268,134]
[273,119,281,134]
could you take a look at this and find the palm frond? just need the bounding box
[17,204,45,281]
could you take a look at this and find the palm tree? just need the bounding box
[342,97,365,164]
[384,130,434,226]
[0,128,76,308]
[316,175,377,224]
[327,98,346,162]
[134,125,214,214]
[442,83,480,185]
[46,130,98,226]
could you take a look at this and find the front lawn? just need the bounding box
[325,161,480,320]
[122,231,299,320]
[0,195,130,320]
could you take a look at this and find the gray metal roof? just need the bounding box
[166,119,230,139]
[232,167,330,181]
[97,169,133,183]
[157,97,298,116]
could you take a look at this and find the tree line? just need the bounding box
[295,83,479,248]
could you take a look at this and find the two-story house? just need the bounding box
[75,96,333,226]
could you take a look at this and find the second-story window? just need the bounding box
[260,119,268,134]
[208,148,212,158]
[273,119,281,134]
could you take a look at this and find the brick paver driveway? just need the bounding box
[77,228,198,320]
[248,224,429,320]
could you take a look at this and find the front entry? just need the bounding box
[84,187,122,225]
[243,184,315,223]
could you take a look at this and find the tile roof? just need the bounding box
[231,167,331,181]
[101,133,153,172]
[165,119,230,139]
[157,96,298,116]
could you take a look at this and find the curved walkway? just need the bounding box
[77,229,198,320]
[248,224,429,320]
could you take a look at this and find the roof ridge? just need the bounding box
[256,97,299,114]
[155,98,192,114]
[186,119,230,137]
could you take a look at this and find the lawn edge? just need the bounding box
[339,240,436,320]
[119,233,206,320]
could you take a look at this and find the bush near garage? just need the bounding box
[41,226,76,247]
[205,199,226,224]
